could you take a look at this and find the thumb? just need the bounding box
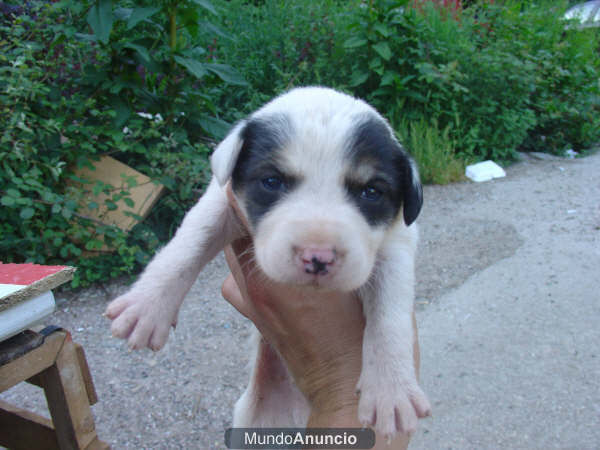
[221,273,253,320]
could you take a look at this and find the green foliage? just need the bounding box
[397,119,466,185]
[344,0,533,161]
[0,0,238,286]
[484,1,600,154]
[343,0,600,161]
[2,0,599,287]
[212,0,359,117]
[77,0,246,141]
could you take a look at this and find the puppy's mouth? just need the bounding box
[304,270,334,287]
[259,263,338,291]
[275,267,348,292]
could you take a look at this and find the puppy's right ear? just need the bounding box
[211,121,247,186]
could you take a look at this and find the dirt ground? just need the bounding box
[2,151,598,449]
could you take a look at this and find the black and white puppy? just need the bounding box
[106,87,431,437]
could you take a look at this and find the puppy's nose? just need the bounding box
[300,248,336,275]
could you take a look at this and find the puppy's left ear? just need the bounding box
[211,121,247,186]
[402,157,423,226]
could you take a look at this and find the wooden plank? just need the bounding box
[0,399,60,450]
[26,342,98,405]
[85,436,111,450]
[39,338,99,450]
[0,331,65,392]
[31,343,100,406]
[0,264,74,312]
[75,343,98,405]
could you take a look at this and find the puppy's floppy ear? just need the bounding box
[402,156,423,226]
[211,120,247,186]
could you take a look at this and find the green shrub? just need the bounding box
[212,0,359,117]
[0,0,240,287]
[343,0,599,161]
[2,0,599,287]
[483,1,600,154]
[344,0,538,162]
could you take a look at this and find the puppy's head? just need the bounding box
[212,87,422,291]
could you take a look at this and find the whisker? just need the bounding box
[236,244,256,261]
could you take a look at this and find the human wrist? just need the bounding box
[306,380,360,428]
[296,351,362,418]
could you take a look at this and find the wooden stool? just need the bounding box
[0,328,109,450]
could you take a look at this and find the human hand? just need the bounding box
[223,236,365,415]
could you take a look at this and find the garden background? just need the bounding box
[1,0,598,286]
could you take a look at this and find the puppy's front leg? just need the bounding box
[356,225,431,438]
[106,178,240,351]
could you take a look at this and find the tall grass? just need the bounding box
[397,119,466,185]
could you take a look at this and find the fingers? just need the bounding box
[221,273,253,320]
[226,182,251,231]
[224,240,255,297]
[224,243,245,280]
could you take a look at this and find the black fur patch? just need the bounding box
[345,115,422,226]
[231,115,297,226]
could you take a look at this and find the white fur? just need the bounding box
[106,86,430,438]
[233,331,310,428]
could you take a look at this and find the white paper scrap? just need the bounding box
[465,160,506,182]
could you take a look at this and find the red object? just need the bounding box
[0,263,71,286]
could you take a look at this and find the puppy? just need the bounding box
[105,87,430,438]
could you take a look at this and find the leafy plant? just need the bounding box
[0,0,240,286]
[79,0,247,140]
[484,1,600,154]
[344,0,539,161]
[342,0,600,162]
[212,0,358,117]
[2,0,599,288]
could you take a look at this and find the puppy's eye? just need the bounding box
[261,176,284,191]
[360,185,383,201]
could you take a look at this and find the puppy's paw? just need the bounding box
[356,370,430,439]
[105,290,179,351]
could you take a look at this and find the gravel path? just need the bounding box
[2,151,599,449]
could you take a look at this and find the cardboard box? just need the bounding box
[72,156,164,250]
